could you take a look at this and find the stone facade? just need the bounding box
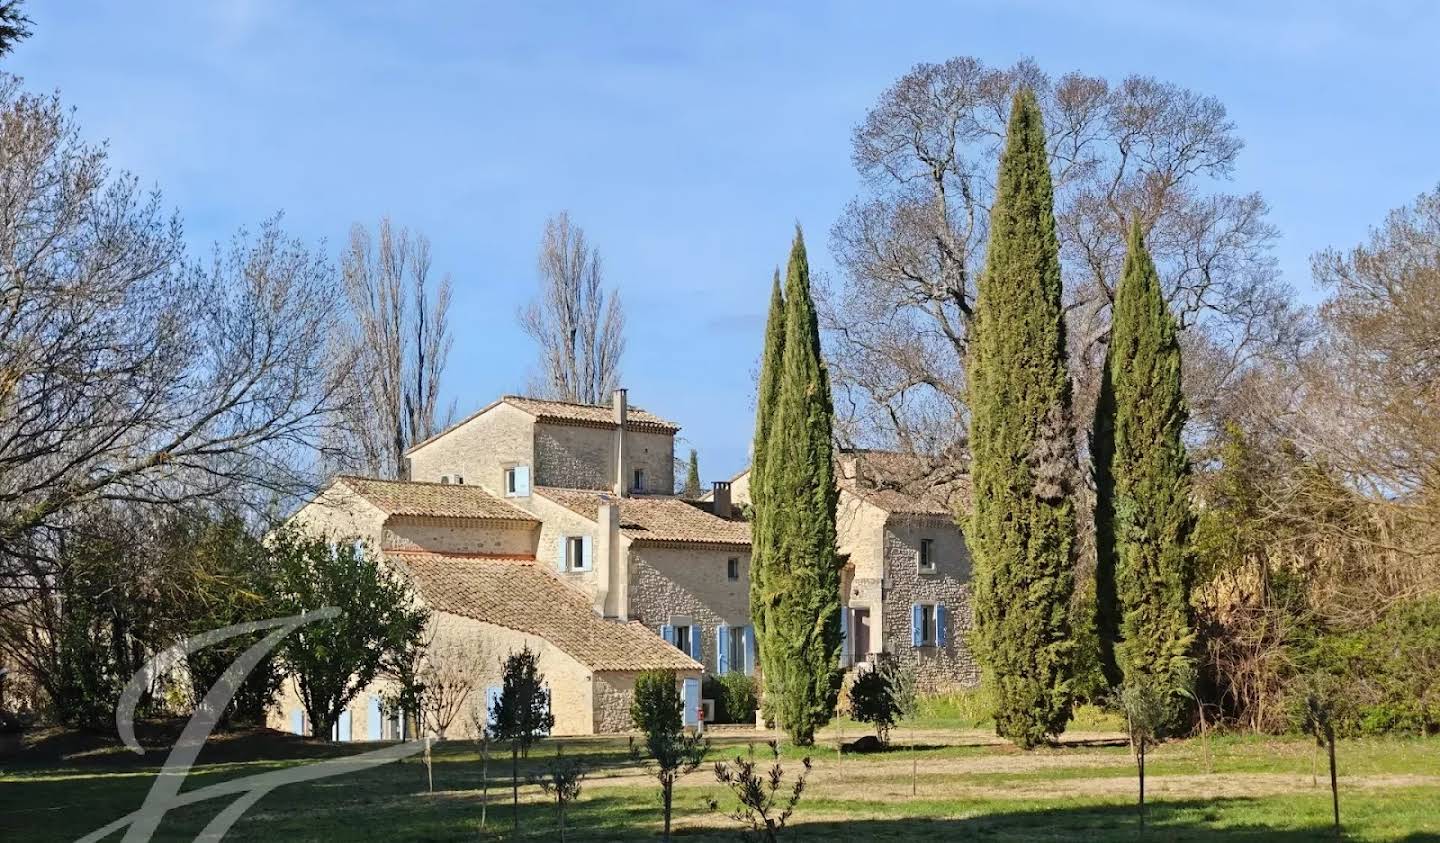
[629,544,752,675]
[878,515,979,691]
[534,421,674,494]
[381,516,535,556]
[289,484,388,546]
[407,401,535,489]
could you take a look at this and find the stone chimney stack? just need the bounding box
[612,388,628,498]
[712,480,732,519]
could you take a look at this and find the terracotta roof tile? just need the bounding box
[390,552,700,672]
[537,487,751,547]
[336,476,538,522]
[502,395,679,433]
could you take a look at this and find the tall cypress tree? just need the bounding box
[1094,220,1196,721]
[683,449,702,499]
[749,271,785,688]
[759,229,841,745]
[967,90,1077,749]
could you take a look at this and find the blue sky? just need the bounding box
[11,1,1438,480]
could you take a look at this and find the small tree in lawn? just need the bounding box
[271,527,429,740]
[630,669,709,843]
[466,698,494,830]
[490,646,554,833]
[1119,666,1192,834]
[709,741,812,843]
[1301,673,1345,842]
[528,744,587,842]
[847,666,901,746]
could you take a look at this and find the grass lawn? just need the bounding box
[2,722,1438,841]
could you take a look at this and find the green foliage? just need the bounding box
[0,1,31,58]
[631,669,683,736]
[1094,221,1197,726]
[1296,598,1440,736]
[491,646,554,752]
[965,89,1076,749]
[752,230,843,746]
[528,744,587,842]
[704,673,758,724]
[683,449,702,499]
[847,664,903,744]
[749,271,786,664]
[270,526,429,739]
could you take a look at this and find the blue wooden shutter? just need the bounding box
[368,696,383,740]
[580,535,594,571]
[742,626,756,675]
[290,709,303,735]
[485,686,502,734]
[660,624,674,649]
[911,604,923,647]
[337,708,352,742]
[839,608,850,667]
[936,605,949,647]
[682,678,700,727]
[689,625,702,661]
[515,465,531,496]
[555,535,567,572]
[716,625,729,673]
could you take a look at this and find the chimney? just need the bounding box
[712,480,732,519]
[596,499,625,618]
[612,388,628,497]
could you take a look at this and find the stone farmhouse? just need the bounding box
[271,391,753,739]
[719,449,978,691]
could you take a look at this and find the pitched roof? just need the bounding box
[501,396,679,433]
[536,487,751,548]
[335,476,538,522]
[391,552,700,672]
[837,450,970,518]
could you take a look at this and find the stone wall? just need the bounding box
[534,422,674,493]
[381,516,536,556]
[628,543,751,674]
[407,402,535,494]
[289,483,388,546]
[878,515,980,692]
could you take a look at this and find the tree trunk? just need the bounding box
[512,742,520,832]
[1328,731,1340,841]
[662,780,673,843]
[1138,738,1147,834]
[480,738,488,830]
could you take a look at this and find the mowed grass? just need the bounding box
[2,724,1438,842]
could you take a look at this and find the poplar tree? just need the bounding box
[757,231,841,745]
[1093,221,1196,720]
[749,271,785,677]
[966,90,1077,749]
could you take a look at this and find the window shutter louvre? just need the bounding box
[555,535,567,572]
[936,605,949,647]
[689,625,702,661]
[580,535,594,571]
[661,624,674,648]
[839,608,850,667]
[743,626,755,676]
[911,604,923,647]
[716,625,729,674]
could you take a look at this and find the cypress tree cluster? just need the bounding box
[750,230,842,746]
[966,90,1077,749]
[1093,221,1197,722]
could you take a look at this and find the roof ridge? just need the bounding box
[339,474,493,491]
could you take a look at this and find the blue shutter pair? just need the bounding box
[910,604,950,647]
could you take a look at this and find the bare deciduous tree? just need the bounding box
[519,212,625,405]
[333,218,454,478]
[418,632,486,739]
[0,76,346,606]
[825,57,1306,468]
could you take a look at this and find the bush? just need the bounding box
[704,673,758,724]
[1295,597,1440,736]
[848,666,901,744]
[632,670,682,734]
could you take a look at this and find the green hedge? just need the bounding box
[703,673,758,724]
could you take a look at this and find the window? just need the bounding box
[505,469,516,495]
[727,557,740,581]
[632,467,645,492]
[727,626,745,673]
[565,536,586,571]
[505,465,530,497]
[673,623,692,655]
[911,603,948,648]
[919,538,936,573]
